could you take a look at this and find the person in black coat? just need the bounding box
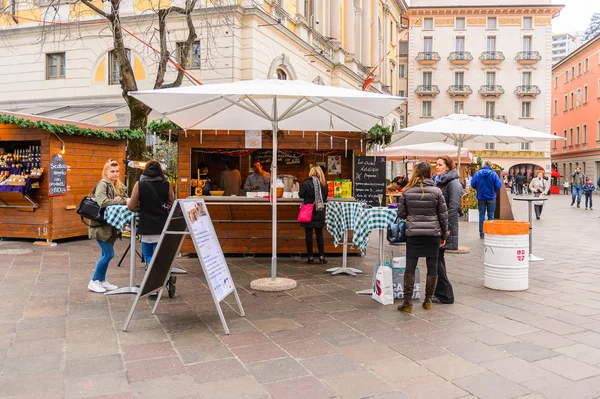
[299,166,329,264]
[434,156,461,304]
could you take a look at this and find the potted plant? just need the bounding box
[462,187,479,223]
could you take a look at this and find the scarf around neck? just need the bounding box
[312,176,324,211]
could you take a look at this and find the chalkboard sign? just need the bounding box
[354,156,386,207]
[48,154,67,196]
[253,150,303,166]
[139,202,187,297]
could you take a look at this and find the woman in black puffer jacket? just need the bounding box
[434,156,462,304]
[397,162,449,313]
[299,166,329,264]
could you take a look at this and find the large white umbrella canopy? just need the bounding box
[390,113,564,172]
[130,79,406,283]
[374,142,474,163]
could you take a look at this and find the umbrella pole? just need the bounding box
[271,121,278,281]
[456,141,463,178]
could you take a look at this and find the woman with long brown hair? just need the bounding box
[88,160,128,293]
[299,166,329,264]
[397,162,449,312]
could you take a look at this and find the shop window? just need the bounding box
[47,53,65,79]
[177,41,201,69]
[109,49,131,85]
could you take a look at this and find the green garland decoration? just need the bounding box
[146,119,181,134]
[365,124,392,149]
[0,114,145,141]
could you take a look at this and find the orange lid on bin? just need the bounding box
[483,220,529,236]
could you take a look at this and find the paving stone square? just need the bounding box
[1,196,600,398]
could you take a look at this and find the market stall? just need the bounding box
[177,129,367,255]
[0,112,132,243]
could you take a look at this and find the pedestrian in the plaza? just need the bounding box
[515,173,525,196]
[88,160,128,293]
[433,156,459,304]
[529,169,549,220]
[582,178,595,210]
[570,167,586,208]
[397,162,449,313]
[470,161,503,239]
[563,179,570,195]
[127,160,174,265]
[299,166,329,264]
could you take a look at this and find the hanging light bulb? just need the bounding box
[200,130,203,144]
[330,136,333,150]
[316,132,319,151]
[360,139,363,153]
[344,139,348,158]
[227,130,230,135]
[215,129,218,135]
[302,131,305,138]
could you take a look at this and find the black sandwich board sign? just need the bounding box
[48,154,68,196]
[354,156,387,207]
[123,198,245,334]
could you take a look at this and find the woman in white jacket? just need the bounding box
[529,169,549,220]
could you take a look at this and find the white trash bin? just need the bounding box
[483,220,530,291]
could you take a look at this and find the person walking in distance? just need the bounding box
[470,160,503,239]
[515,172,525,196]
[570,167,585,208]
[529,169,549,220]
[433,156,460,304]
[582,178,595,210]
[397,162,449,313]
[563,179,570,195]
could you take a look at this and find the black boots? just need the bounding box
[423,275,439,310]
[319,257,328,265]
[398,274,416,313]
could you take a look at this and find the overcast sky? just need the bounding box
[551,0,600,34]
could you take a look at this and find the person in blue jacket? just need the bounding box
[470,160,503,238]
[582,178,595,210]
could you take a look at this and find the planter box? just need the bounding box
[468,209,479,223]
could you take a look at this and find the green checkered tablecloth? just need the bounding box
[104,205,137,231]
[353,207,398,253]
[325,202,365,247]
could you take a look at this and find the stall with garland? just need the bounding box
[0,113,142,242]
[172,125,390,255]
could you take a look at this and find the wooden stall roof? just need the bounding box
[0,111,120,135]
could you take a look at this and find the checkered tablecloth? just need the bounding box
[325,202,365,247]
[104,205,137,231]
[353,207,398,253]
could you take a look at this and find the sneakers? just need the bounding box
[88,280,106,293]
[585,207,588,210]
[571,200,575,206]
[101,281,118,291]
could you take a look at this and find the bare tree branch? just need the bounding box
[80,0,109,19]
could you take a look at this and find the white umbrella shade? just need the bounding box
[130,79,406,281]
[374,142,474,163]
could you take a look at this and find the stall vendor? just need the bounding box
[243,160,270,192]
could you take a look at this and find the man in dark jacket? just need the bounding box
[515,173,525,196]
[470,161,503,238]
[570,167,586,208]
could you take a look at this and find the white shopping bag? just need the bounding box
[372,265,394,305]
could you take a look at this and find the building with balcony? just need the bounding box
[406,0,561,173]
[551,34,600,186]
[0,0,407,130]
[552,32,582,65]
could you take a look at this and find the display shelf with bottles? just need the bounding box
[0,141,44,191]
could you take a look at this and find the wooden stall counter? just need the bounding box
[180,196,360,256]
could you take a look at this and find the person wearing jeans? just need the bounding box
[582,178,595,210]
[470,160,503,238]
[92,240,115,282]
[570,167,585,208]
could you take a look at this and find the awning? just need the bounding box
[551,168,561,178]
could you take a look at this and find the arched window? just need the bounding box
[276,69,288,80]
[391,121,397,133]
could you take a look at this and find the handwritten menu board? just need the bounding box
[253,150,303,166]
[354,156,386,207]
[182,200,234,302]
[48,154,67,196]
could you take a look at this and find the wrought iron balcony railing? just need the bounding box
[447,85,473,96]
[473,115,508,123]
[515,85,541,96]
[448,52,473,62]
[479,51,505,61]
[414,85,440,96]
[479,85,505,96]
[416,52,441,62]
[516,51,542,62]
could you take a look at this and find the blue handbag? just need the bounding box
[386,217,406,244]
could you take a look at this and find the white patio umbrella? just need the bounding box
[374,142,474,163]
[130,79,406,286]
[389,114,564,173]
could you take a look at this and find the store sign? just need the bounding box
[253,150,303,165]
[354,156,386,207]
[48,154,67,196]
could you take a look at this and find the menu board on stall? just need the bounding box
[48,154,67,196]
[354,156,386,207]
[253,150,303,165]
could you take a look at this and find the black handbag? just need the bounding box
[77,184,108,226]
[387,217,406,244]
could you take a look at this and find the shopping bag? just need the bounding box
[372,265,394,305]
[297,203,314,223]
[391,259,421,300]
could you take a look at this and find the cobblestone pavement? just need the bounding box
[1,194,599,399]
